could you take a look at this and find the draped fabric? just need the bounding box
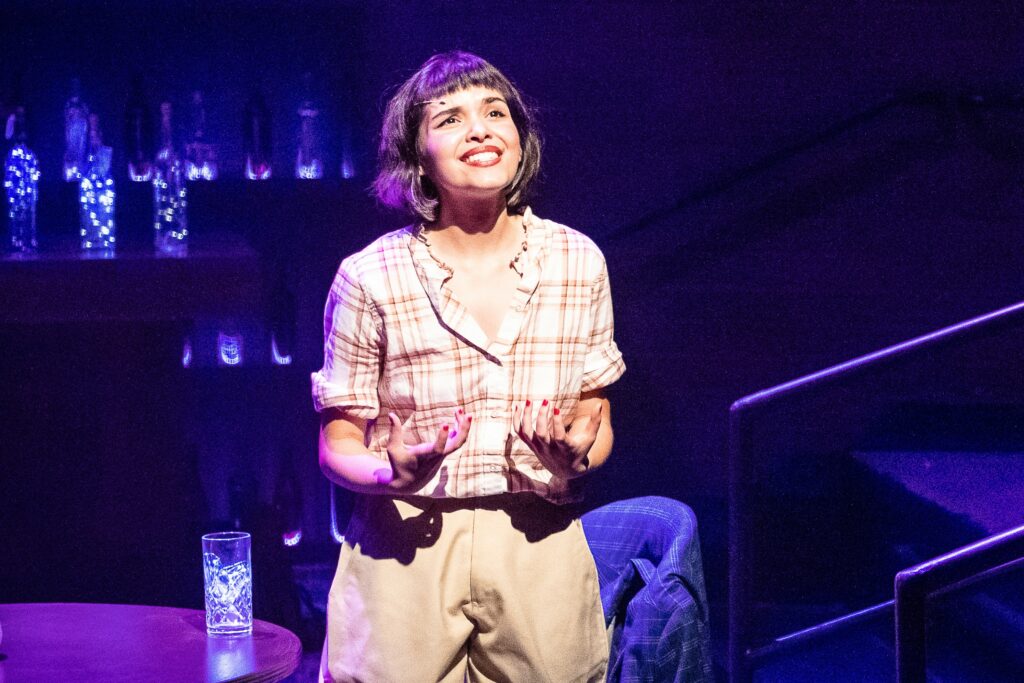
[582,496,715,683]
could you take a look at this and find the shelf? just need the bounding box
[0,233,262,324]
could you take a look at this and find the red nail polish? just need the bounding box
[467,416,473,422]
[525,400,531,407]
[541,399,549,407]
[442,424,449,431]
[553,408,560,416]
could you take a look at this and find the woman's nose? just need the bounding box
[466,113,490,140]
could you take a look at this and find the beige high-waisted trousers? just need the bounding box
[320,493,608,683]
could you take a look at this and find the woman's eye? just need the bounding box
[487,109,507,118]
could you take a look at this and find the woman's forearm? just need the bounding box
[318,429,395,495]
[585,414,614,471]
[575,393,613,473]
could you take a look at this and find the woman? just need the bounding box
[313,51,625,682]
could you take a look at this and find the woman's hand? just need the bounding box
[378,408,472,491]
[511,399,602,480]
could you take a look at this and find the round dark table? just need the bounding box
[0,603,302,682]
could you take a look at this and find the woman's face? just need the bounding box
[417,86,522,207]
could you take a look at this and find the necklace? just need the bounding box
[414,220,529,276]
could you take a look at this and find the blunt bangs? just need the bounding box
[373,51,542,223]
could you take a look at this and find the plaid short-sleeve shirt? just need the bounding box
[311,208,625,503]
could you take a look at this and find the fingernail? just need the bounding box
[553,408,560,415]
[541,399,549,407]
[443,424,449,431]
[525,400,531,407]
[467,416,473,423]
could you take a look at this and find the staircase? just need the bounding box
[728,303,1024,682]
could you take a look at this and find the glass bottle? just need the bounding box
[79,113,116,255]
[153,101,188,255]
[269,275,295,365]
[185,90,218,181]
[340,140,356,180]
[295,73,323,180]
[273,451,303,547]
[339,109,356,179]
[243,92,272,180]
[125,75,154,182]
[63,78,90,182]
[4,106,40,254]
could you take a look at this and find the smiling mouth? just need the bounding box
[461,147,502,166]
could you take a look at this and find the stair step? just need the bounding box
[853,450,1024,535]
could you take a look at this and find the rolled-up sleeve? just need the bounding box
[581,257,625,392]
[310,259,383,418]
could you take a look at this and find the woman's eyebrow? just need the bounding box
[429,104,463,122]
[428,97,509,122]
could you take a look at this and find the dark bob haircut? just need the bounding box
[372,51,541,223]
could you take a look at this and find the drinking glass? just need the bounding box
[202,531,252,636]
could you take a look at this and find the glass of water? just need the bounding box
[202,531,253,636]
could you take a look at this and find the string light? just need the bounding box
[295,158,323,180]
[79,174,116,251]
[153,165,189,254]
[186,160,218,181]
[4,145,41,252]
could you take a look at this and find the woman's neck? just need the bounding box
[427,196,522,262]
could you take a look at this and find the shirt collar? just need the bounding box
[407,207,549,291]
[518,207,548,295]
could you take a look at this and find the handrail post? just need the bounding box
[893,522,1024,681]
[894,570,928,683]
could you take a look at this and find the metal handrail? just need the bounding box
[747,550,1024,665]
[895,522,1024,682]
[746,599,894,661]
[728,299,1024,683]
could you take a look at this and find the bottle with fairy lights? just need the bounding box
[185,91,218,181]
[125,76,154,182]
[63,78,90,182]
[243,92,272,180]
[295,73,323,180]
[4,106,40,254]
[153,101,188,255]
[79,113,116,255]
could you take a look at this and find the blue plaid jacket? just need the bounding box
[583,496,715,682]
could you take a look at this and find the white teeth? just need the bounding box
[466,151,498,163]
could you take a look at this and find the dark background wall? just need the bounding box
[3,0,1024,653]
